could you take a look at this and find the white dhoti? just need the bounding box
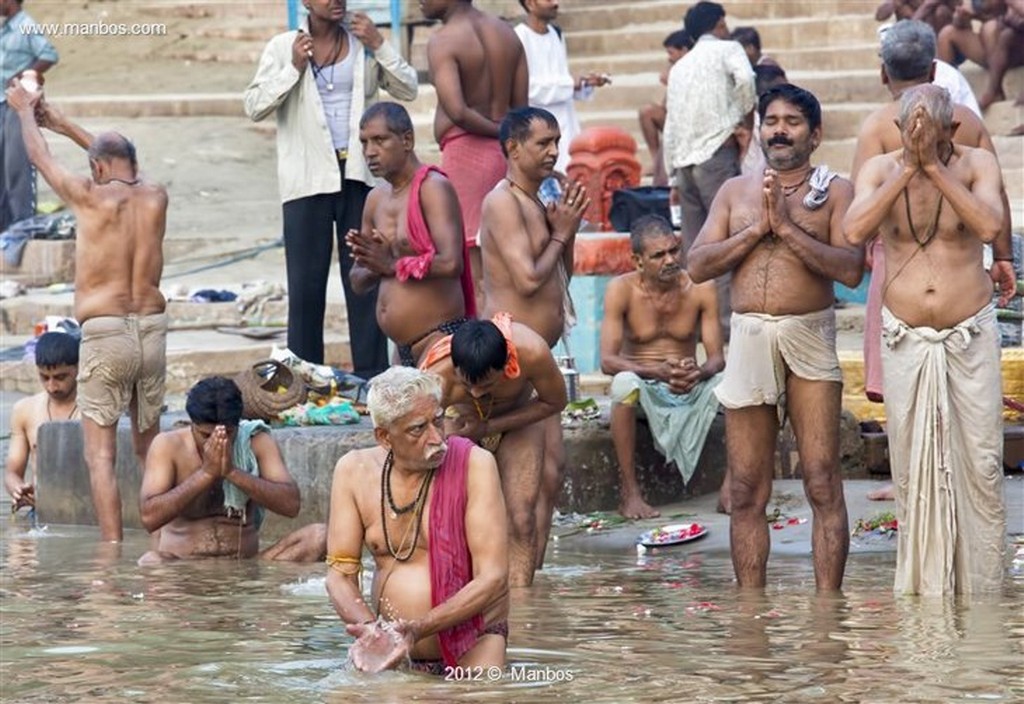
[715,308,843,419]
[881,303,1005,596]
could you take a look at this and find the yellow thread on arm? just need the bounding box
[325,554,363,583]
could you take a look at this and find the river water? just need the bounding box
[2,523,1021,703]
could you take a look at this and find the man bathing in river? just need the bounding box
[689,84,862,591]
[139,377,325,564]
[325,366,509,674]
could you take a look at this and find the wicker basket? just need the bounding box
[234,360,307,421]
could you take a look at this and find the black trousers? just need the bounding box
[281,174,387,378]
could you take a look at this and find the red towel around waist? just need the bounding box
[396,164,476,318]
[439,127,506,248]
[428,435,482,666]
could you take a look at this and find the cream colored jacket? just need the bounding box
[244,22,418,203]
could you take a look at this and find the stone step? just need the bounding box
[558,0,879,32]
[0,294,349,337]
[135,0,523,21]
[562,15,881,57]
[0,328,354,396]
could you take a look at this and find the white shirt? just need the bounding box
[663,35,756,171]
[932,59,981,117]
[243,19,417,203]
[514,22,582,172]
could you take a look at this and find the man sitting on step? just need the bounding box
[600,215,725,520]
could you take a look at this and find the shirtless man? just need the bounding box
[844,85,1005,595]
[479,106,589,570]
[346,102,474,367]
[420,316,568,587]
[689,84,863,591]
[139,377,324,564]
[4,332,79,513]
[422,0,529,312]
[325,366,508,674]
[852,18,1014,501]
[600,215,725,519]
[7,86,168,543]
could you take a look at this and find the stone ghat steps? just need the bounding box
[0,294,348,336]
[0,326,354,396]
[129,0,878,24]
[558,0,879,29]
[561,16,882,56]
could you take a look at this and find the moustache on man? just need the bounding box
[427,442,449,465]
[767,135,794,147]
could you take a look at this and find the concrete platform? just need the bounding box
[28,401,872,541]
[554,476,1024,559]
[30,407,729,540]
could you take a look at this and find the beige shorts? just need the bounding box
[715,308,842,413]
[78,313,168,431]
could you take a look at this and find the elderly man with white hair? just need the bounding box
[324,366,509,675]
[845,84,1006,597]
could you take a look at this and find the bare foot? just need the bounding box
[1009,124,1024,136]
[867,483,895,501]
[619,496,661,520]
[979,89,1005,111]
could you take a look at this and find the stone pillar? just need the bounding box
[566,127,642,232]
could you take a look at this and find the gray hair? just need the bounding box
[900,84,953,130]
[880,20,936,81]
[87,131,137,169]
[366,366,443,428]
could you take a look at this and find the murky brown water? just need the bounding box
[2,523,1022,703]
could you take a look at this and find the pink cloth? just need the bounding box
[864,238,886,401]
[439,126,506,248]
[395,165,477,318]
[428,435,483,666]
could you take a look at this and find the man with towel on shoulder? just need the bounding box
[422,0,528,313]
[325,366,509,675]
[138,377,325,564]
[845,84,1006,596]
[347,102,475,367]
[689,84,862,592]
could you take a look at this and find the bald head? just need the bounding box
[900,84,953,130]
[87,132,138,171]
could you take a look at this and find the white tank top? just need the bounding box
[315,29,357,151]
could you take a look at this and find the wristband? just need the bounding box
[551,238,566,247]
[993,256,1014,262]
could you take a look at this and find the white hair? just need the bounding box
[900,83,953,130]
[366,366,443,428]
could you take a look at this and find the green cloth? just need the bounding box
[225,419,270,528]
[610,371,722,484]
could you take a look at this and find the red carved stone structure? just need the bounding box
[566,127,642,232]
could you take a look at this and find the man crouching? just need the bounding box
[325,366,508,674]
[139,377,324,563]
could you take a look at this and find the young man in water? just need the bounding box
[139,377,324,563]
[5,332,80,512]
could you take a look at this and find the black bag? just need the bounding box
[608,186,672,233]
